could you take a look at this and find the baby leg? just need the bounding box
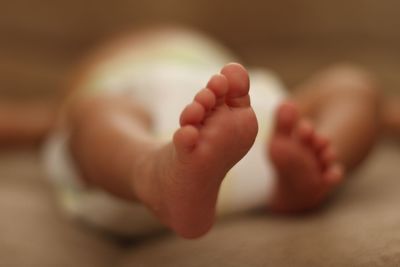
[67,63,258,238]
[269,64,381,212]
[294,64,381,170]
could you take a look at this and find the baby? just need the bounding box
[1,27,381,239]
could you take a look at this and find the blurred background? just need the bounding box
[1,2,400,265]
[0,0,399,101]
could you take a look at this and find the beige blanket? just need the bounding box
[0,141,399,266]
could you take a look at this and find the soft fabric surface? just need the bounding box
[0,141,399,266]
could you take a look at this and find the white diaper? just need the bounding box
[42,31,287,236]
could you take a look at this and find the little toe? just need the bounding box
[314,164,344,204]
[275,101,300,136]
[323,164,344,188]
[180,101,206,126]
[220,63,251,107]
[173,125,200,155]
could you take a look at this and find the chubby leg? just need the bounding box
[269,64,381,212]
[67,63,258,238]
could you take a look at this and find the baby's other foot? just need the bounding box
[268,101,344,213]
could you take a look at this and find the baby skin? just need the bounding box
[134,64,259,237]
[144,65,342,235]
[269,102,343,212]
[68,63,381,239]
[70,63,258,238]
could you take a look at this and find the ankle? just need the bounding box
[130,143,170,218]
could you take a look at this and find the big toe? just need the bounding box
[274,101,300,136]
[220,63,250,107]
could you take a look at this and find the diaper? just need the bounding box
[42,30,287,236]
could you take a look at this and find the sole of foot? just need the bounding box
[134,63,258,238]
[268,101,344,213]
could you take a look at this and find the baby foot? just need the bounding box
[268,101,344,213]
[134,63,258,238]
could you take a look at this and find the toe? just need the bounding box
[194,88,217,111]
[313,134,330,153]
[220,63,250,107]
[297,119,316,144]
[173,125,200,155]
[180,101,205,126]
[320,147,338,168]
[314,164,344,208]
[274,101,299,136]
[323,164,344,187]
[207,74,229,101]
